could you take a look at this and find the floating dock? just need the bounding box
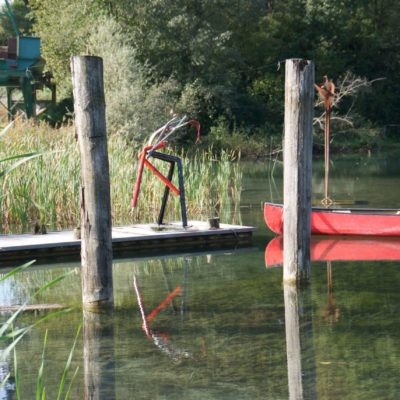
[0,221,255,264]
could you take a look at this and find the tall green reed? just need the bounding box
[0,261,75,397]
[33,326,81,400]
[0,134,81,398]
[1,122,242,233]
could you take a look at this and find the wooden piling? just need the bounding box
[71,56,113,310]
[283,59,314,284]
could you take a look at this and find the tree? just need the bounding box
[29,0,400,138]
[0,0,32,44]
[29,0,103,94]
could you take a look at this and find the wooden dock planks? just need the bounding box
[0,221,255,263]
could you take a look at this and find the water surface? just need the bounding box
[1,153,400,399]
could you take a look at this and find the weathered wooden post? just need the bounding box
[283,59,314,284]
[71,56,113,310]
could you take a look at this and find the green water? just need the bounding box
[1,153,400,399]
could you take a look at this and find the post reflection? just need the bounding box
[284,284,317,400]
[83,310,115,399]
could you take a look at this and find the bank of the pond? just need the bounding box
[202,125,400,160]
[314,138,400,155]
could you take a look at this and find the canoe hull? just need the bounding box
[264,202,400,236]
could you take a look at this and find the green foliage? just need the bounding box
[38,97,74,127]
[29,0,102,96]
[56,325,81,400]
[0,0,32,43]
[0,267,79,400]
[0,122,242,233]
[249,73,285,134]
[0,152,45,179]
[206,117,275,159]
[85,17,181,139]
[25,0,400,145]
[0,261,74,398]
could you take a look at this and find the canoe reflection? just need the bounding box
[265,236,400,267]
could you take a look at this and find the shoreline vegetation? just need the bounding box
[0,121,243,234]
[1,118,399,234]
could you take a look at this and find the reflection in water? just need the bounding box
[0,353,15,400]
[83,310,115,399]
[4,156,400,397]
[4,234,400,396]
[321,262,340,323]
[265,236,400,268]
[284,284,317,400]
[0,275,30,308]
[284,284,304,400]
[133,274,192,363]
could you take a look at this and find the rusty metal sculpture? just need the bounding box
[131,115,200,228]
[315,75,335,206]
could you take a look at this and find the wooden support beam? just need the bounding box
[71,56,113,310]
[283,59,314,284]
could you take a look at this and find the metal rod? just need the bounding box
[157,160,175,225]
[3,0,19,37]
[176,157,188,227]
[151,151,188,227]
[143,158,180,195]
[324,109,331,204]
[131,150,146,209]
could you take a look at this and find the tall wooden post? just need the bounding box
[283,59,314,284]
[71,56,113,310]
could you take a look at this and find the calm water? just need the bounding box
[1,153,400,399]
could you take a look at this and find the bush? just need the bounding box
[87,17,180,141]
[204,117,277,159]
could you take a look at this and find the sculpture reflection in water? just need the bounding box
[133,260,193,363]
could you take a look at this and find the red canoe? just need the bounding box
[264,202,400,236]
[265,236,400,267]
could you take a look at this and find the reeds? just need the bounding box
[0,122,242,233]
[0,261,79,399]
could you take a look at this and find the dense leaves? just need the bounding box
[0,0,32,42]
[5,0,400,139]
